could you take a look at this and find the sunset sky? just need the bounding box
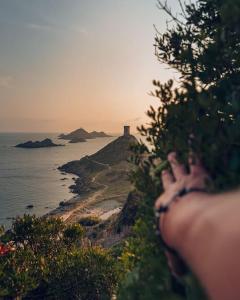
[0,0,182,134]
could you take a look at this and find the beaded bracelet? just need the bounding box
[155,187,206,255]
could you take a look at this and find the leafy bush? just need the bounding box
[0,215,118,299]
[117,0,240,299]
[78,216,101,227]
[46,247,118,300]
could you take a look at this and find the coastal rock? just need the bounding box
[26,205,34,209]
[89,131,111,138]
[59,128,111,141]
[69,137,86,143]
[59,156,108,178]
[15,138,64,149]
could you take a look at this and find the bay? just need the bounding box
[0,132,117,228]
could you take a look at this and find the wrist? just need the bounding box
[161,192,211,251]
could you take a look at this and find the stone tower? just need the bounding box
[124,125,130,136]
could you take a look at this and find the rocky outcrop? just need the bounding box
[89,134,137,165]
[59,156,108,177]
[59,128,111,141]
[69,137,86,143]
[15,138,64,149]
[58,134,138,196]
[59,134,137,175]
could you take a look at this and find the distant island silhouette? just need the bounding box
[58,128,111,143]
[15,138,64,149]
[69,137,87,143]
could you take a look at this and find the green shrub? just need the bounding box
[0,215,118,299]
[117,0,240,299]
[78,216,101,227]
[46,247,118,300]
[63,223,85,245]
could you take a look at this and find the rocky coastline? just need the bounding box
[48,131,137,226]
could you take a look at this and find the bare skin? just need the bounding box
[155,153,240,300]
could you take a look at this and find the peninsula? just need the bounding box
[58,128,111,141]
[50,126,137,224]
[15,138,64,149]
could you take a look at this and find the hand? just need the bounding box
[155,152,210,276]
[155,152,209,212]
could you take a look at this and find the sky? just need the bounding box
[0,0,182,133]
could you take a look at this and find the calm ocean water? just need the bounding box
[0,133,117,228]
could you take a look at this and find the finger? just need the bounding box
[161,169,174,190]
[155,196,162,209]
[168,152,187,180]
[188,154,207,176]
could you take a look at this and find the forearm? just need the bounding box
[163,191,240,300]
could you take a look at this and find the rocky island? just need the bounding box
[58,128,111,141]
[49,126,137,226]
[69,137,86,143]
[15,138,64,149]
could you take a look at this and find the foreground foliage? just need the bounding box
[117,0,240,299]
[0,215,118,299]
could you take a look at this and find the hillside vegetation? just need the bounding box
[117,0,240,299]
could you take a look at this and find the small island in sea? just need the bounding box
[15,138,64,149]
[58,127,111,142]
[69,137,86,143]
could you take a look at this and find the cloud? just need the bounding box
[25,23,53,31]
[0,76,13,88]
[125,117,142,123]
[25,22,88,36]
[0,18,88,37]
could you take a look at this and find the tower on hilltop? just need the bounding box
[124,125,130,137]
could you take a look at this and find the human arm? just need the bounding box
[155,153,240,300]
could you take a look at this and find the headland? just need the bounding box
[48,127,137,226]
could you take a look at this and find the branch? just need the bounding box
[153,24,162,36]
[178,0,187,19]
[156,0,185,26]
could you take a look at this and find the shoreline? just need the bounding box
[0,133,133,228]
[46,188,123,224]
[45,133,136,225]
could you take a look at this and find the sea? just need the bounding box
[0,133,117,228]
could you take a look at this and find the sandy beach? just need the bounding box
[47,189,123,224]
